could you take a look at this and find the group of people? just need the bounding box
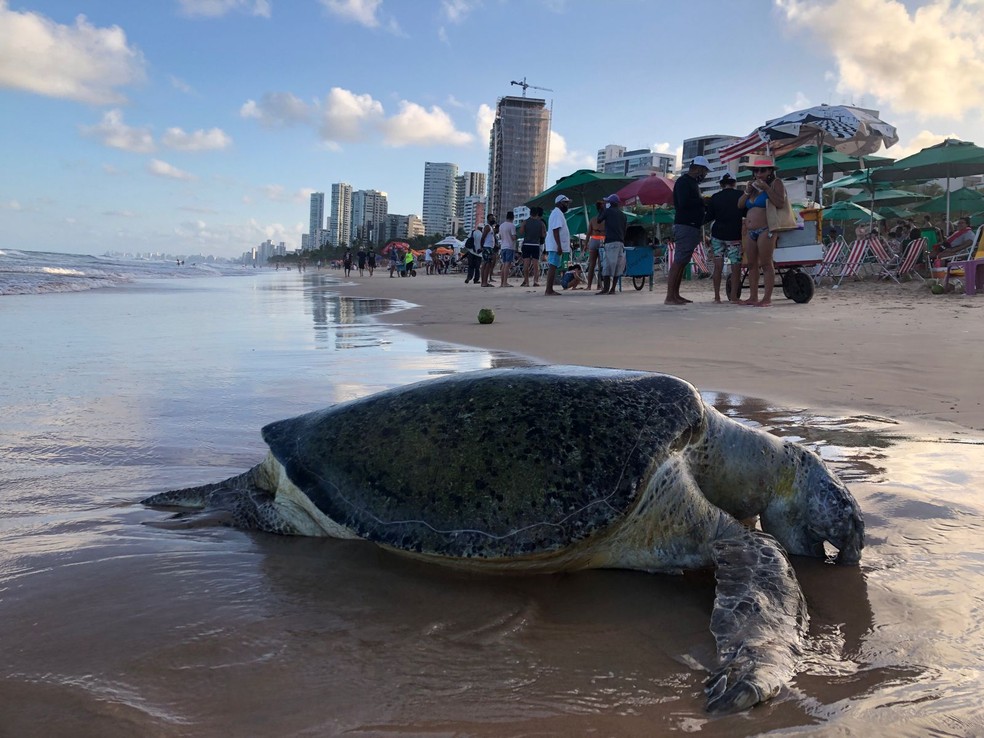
[668,154,787,307]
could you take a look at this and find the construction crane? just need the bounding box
[510,77,553,97]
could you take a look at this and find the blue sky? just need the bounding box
[2,0,984,258]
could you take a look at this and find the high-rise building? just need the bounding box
[597,144,626,172]
[461,195,487,233]
[488,95,550,223]
[681,135,740,193]
[306,192,325,251]
[350,189,388,246]
[422,162,458,236]
[602,148,676,178]
[384,213,425,242]
[329,183,353,247]
[455,171,487,220]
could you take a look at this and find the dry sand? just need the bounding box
[338,271,984,434]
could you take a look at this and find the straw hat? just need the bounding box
[745,156,776,169]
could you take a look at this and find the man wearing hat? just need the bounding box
[595,193,627,295]
[706,172,744,303]
[544,194,572,296]
[667,155,713,305]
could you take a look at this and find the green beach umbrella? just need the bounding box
[846,189,930,207]
[525,169,637,212]
[563,206,639,236]
[876,205,916,220]
[912,186,984,215]
[871,138,984,228]
[823,201,883,221]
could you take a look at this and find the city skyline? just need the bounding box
[4,1,984,258]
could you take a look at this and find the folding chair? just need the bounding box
[893,237,927,282]
[663,241,675,275]
[690,242,710,276]
[868,237,901,283]
[834,238,871,286]
[814,237,848,285]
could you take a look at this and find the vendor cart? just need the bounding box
[726,208,823,303]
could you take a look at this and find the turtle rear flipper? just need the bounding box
[705,532,808,713]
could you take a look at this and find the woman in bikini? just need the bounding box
[738,156,787,307]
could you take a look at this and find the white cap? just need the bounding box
[691,155,713,169]
[555,194,571,204]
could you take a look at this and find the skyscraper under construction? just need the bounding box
[488,95,550,223]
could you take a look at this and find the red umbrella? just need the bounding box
[381,241,410,255]
[614,175,675,206]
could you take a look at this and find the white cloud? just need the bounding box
[776,0,984,118]
[169,75,194,94]
[1,199,24,211]
[148,159,196,181]
[240,92,313,127]
[783,91,811,114]
[319,86,384,143]
[476,103,495,143]
[442,0,480,23]
[81,110,155,153]
[884,129,963,161]
[382,101,473,147]
[0,3,145,104]
[437,25,448,44]
[162,126,232,151]
[177,0,271,18]
[319,0,381,27]
[260,184,312,203]
[103,209,136,217]
[549,131,595,171]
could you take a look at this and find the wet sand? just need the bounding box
[337,272,984,434]
[3,270,984,737]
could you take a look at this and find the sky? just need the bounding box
[2,0,984,259]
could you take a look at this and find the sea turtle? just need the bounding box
[143,366,864,713]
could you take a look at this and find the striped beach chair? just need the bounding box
[663,241,675,274]
[893,237,928,281]
[814,237,848,285]
[835,238,871,286]
[868,237,901,283]
[690,242,710,276]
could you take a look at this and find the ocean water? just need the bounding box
[2,257,984,737]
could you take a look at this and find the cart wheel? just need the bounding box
[782,270,814,303]
[632,276,646,291]
[726,272,743,299]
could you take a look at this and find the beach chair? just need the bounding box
[834,238,871,287]
[943,230,984,295]
[690,242,710,276]
[663,242,675,275]
[814,237,848,285]
[893,237,928,282]
[868,237,901,283]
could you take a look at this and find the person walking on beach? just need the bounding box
[667,156,712,305]
[544,195,572,296]
[585,201,605,290]
[367,249,376,277]
[357,249,367,277]
[343,248,353,277]
[737,156,786,307]
[389,246,400,277]
[706,173,745,303]
[479,214,498,287]
[596,194,627,295]
[519,207,545,287]
[498,211,517,287]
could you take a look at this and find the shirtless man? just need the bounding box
[585,200,605,291]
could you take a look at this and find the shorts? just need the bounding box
[588,235,604,252]
[711,238,741,264]
[500,248,515,264]
[481,247,495,264]
[561,272,575,289]
[546,251,563,268]
[672,224,700,263]
[521,243,541,259]
[600,241,625,277]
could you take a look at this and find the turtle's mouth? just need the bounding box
[810,522,863,566]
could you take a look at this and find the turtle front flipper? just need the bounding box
[704,530,808,713]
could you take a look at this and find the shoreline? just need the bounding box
[335,270,984,434]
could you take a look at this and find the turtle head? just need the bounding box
[761,448,864,565]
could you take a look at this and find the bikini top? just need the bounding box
[747,190,769,209]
